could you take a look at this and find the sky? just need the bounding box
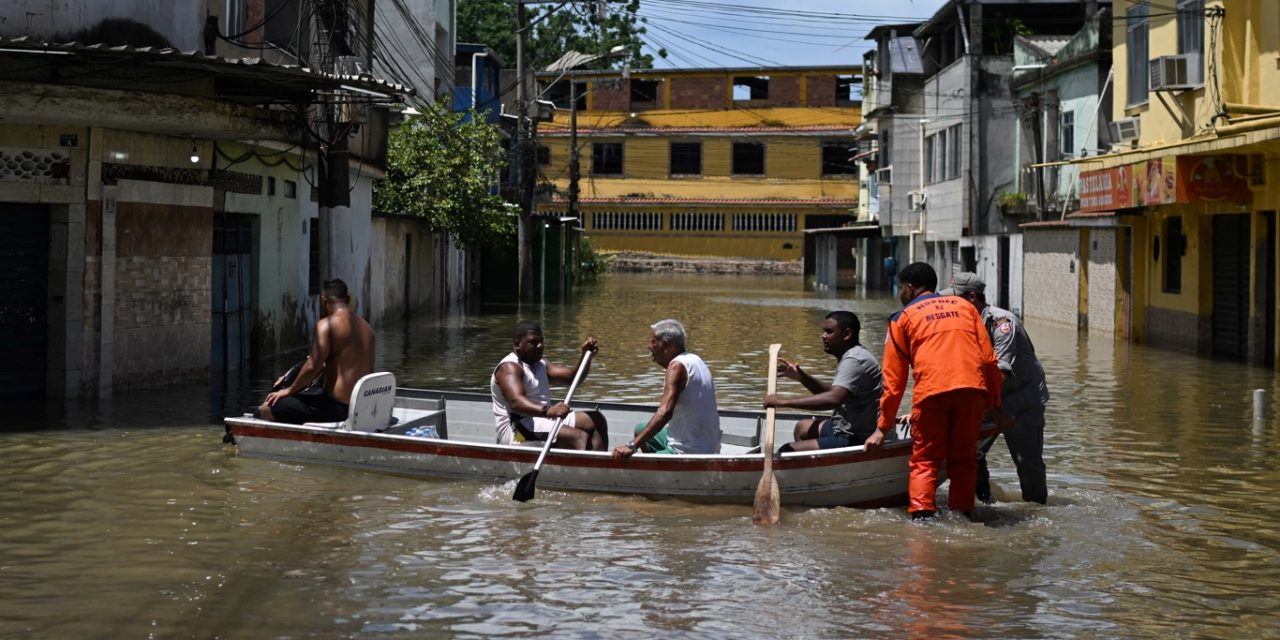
[637,0,945,69]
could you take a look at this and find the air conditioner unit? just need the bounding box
[1109,117,1141,144]
[908,190,927,211]
[1150,54,1203,91]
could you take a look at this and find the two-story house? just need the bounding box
[533,65,863,262]
[0,0,451,398]
[1039,0,1278,365]
[866,0,1106,313]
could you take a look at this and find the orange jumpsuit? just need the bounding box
[879,292,1002,515]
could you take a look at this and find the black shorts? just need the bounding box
[270,389,349,424]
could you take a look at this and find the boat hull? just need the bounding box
[225,389,996,508]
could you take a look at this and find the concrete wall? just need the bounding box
[220,142,317,356]
[1087,227,1118,334]
[109,182,212,389]
[376,0,454,103]
[0,0,203,49]
[1023,227,1081,328]
[922,58,970,242]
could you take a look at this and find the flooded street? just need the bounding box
[3,273,1279,638]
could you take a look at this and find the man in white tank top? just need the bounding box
[491,320,609,450]
[612,319,721,458]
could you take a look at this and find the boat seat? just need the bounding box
[302,372,397,432]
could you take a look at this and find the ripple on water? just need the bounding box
[5,274,1280,638]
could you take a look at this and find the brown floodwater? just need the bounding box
[2,272,1278,638]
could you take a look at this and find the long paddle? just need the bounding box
[513,349,594,502]
[752,343,783,525]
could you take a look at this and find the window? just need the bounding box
[1177,0,1205,57]
[308,218,320,295]
[1164,216,1184,292]
[537,145,550,165]
[732,142,765,175]
[284,179,297,199]
[670,212,723,231]
[732,213,796,232]
[225,0,247,36]
[670,142,702,176]
[925,126,962,184]
[592,142,623,175]
[630,79,661,110]
[923,135,935,184]
[1060,110,1075,157]
[1127,3,1149,106]
[591,212,662,230]
[733,76,769,101]
[835,75,857,103]
[947,125,961,180]
[821,142,856,176]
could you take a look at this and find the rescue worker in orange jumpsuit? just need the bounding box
[865,262,1003,520]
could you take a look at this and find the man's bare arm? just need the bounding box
[614,361,686,459]
[265,319,328,406]
[547,337,598,385]
[496,362,567,418]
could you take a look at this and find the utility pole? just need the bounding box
[569,78,580,227]
[515,2,533,301]
[315,0,354,288]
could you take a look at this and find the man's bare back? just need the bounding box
[259,278,375,423]
[318,307,375,404]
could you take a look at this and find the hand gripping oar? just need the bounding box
[752,343,783,525]
[513,349,594,502]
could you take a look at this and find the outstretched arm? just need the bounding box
[765,383,848,412]
[614,360,687,459]
[547,336,598,385]
[265,319,328,406]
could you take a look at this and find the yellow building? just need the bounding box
[1039,1,1278,365]
[534,66,862,261]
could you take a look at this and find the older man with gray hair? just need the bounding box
[612,319,722,459]
[941,272,1050,504]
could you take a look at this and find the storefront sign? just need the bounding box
[1079,165,1134,212]
[1176,155,1253,203]
[1079,154,1253,213]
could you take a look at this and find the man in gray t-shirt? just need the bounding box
[764,310,885,452]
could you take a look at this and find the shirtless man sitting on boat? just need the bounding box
[258,278,375,424]
[491,320,609,450]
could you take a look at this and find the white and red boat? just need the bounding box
[224,373,999,508]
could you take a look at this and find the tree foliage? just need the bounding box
[374,105,517,249]
[458,0,658,72]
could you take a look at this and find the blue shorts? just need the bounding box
[814,417,868,450]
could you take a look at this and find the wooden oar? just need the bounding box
[752,343,783,525]
[512,349,594,502]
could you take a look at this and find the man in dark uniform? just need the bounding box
[941,272,1050,504]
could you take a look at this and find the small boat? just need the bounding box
[224,372,1000,508]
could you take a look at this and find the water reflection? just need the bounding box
[2,273,1280,638]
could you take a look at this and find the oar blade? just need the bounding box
[512,469,539,502]
[752,473,781,525]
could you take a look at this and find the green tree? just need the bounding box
[458,0,658,72]
[374,105,517,248]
